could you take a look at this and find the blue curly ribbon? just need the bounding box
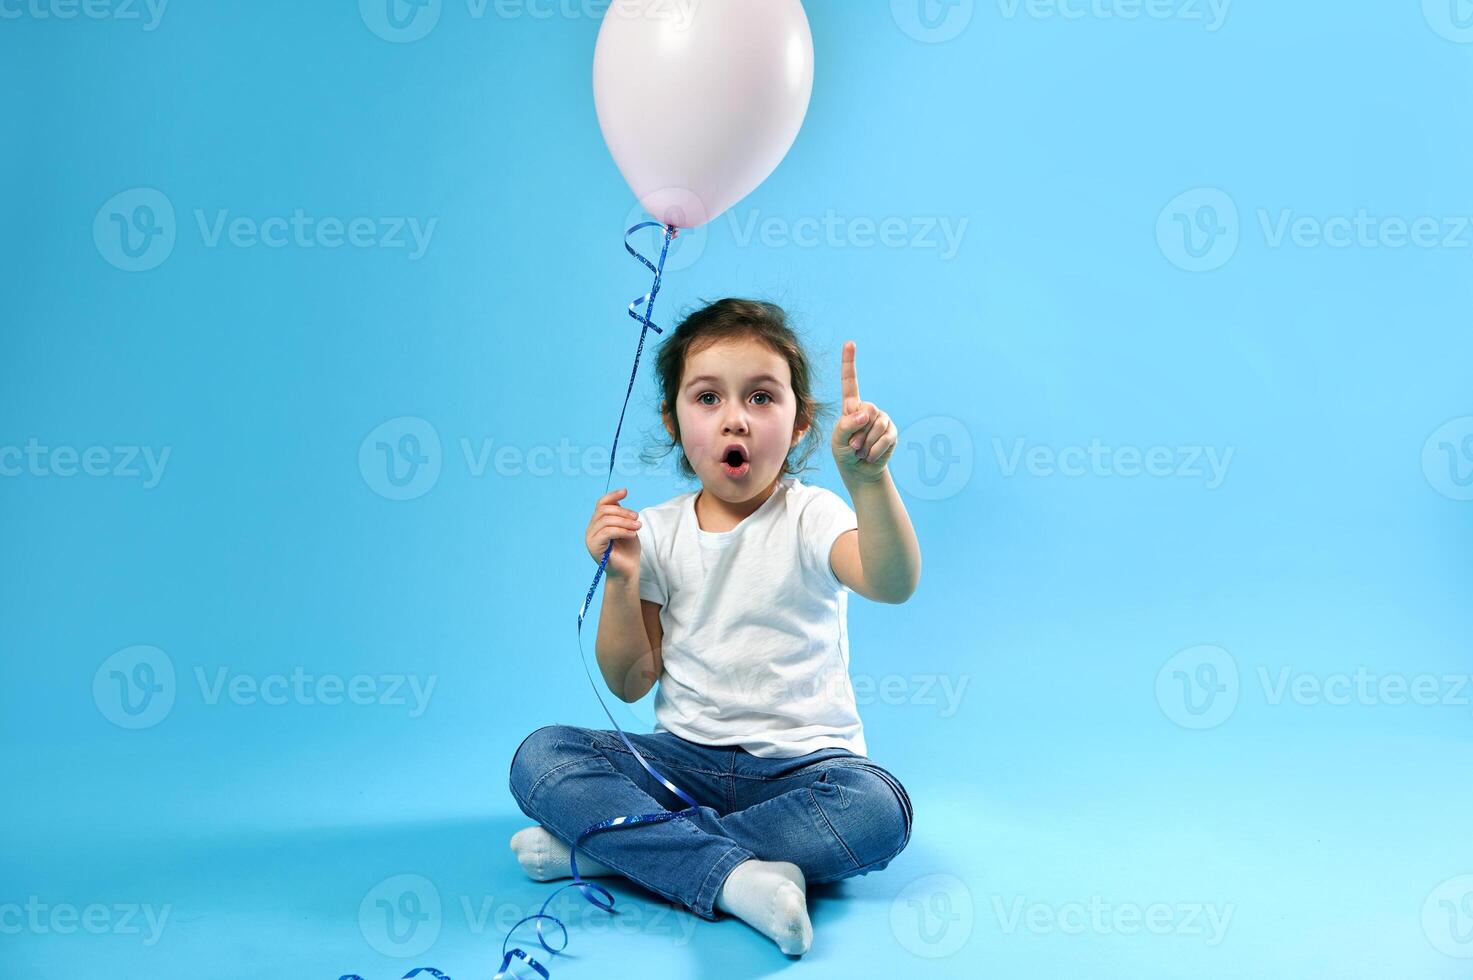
[339,968,450,980]
[336,222,703,980]
[482,220,707,980]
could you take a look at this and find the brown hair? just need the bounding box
[641,298,833,483]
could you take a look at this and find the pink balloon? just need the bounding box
[593,0,815,231]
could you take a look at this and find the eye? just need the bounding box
[752,391,773,405]
[697,392,717,405]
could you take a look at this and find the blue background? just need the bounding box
[3,1,1472,977]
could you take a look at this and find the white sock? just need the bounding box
[715,858,812,956]
[509,825,617,881]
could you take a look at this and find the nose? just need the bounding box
[722,409,749,435]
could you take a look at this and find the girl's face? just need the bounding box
[664,337,806,505]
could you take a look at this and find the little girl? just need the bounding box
[507,298,921,956]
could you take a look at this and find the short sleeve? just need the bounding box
[635,509,667,605]
[799,487,859,593]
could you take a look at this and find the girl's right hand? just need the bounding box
[586,487,642,581]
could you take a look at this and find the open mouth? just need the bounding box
[721,445,750,478]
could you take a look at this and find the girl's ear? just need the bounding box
[790,405,813,446]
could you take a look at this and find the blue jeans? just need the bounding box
[507,725,914,920]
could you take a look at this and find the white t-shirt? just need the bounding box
[635,475,866,759]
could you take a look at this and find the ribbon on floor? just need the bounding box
[486,220,707,980]
[338,222,705,980]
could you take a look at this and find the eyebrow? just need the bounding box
[683,374,785,391]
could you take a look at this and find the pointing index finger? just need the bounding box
[841,340,861,415]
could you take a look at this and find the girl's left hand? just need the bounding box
[831,340,897,483]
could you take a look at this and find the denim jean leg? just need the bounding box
[507,725,754,920]
[717,760,915,884]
